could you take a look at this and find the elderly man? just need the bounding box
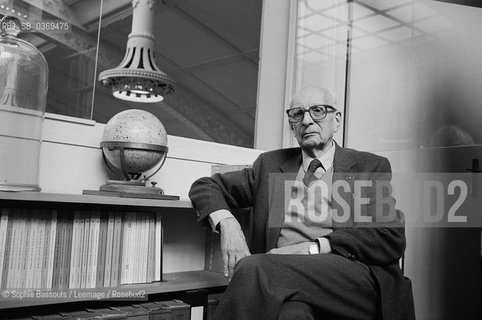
[189,87,415,320]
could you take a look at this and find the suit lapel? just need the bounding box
[279,149,302,173]
[332,143,358,228]
[266,149,301,251]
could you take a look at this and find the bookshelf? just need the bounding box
[0,271,227,309]
[0,192,228,311]
[0,192,193,209]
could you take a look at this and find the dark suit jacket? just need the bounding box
[189,144,415,320]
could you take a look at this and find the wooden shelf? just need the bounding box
[0,270,227,309]
[0,191,193,209]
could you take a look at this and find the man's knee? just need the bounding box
[234,254,273,275]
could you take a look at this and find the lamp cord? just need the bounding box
[90,0,105,120]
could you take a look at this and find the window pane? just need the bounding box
[286,0,348,147]
[93,0,261,148]
[347,0,482,150]
[1,0,261,148]
[0,0,100,119]
[296,0,348,94]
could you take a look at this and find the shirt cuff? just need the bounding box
[208,209,235,232]
[316,237,332,253]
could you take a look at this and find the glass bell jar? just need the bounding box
[0,16,48,191]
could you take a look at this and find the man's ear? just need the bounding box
[334,111,342,132]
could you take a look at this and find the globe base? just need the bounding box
[82,179,180,200]
[100,180,164,195]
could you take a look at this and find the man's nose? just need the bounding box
[301,110,314,125]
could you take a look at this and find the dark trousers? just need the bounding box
[213,253,379,320]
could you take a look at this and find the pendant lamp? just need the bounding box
[99,0,175,103]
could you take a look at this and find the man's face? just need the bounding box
[289,88,341,154]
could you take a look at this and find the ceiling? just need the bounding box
[295,0,469,65]
[0,0,262,148]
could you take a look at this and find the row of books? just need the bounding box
[0,208,162,289]
[9,300,194,319]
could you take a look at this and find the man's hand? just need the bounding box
[268,238,331,255]
[219,218,251,280]
[267,241,313,255]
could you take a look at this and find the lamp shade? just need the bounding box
[99,0,175,103]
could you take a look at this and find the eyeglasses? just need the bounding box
[286,105,336,123]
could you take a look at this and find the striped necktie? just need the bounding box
[303,159,324,187]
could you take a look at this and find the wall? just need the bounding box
[254,0,291,150]
[38,113,262,273]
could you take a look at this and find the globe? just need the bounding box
[101,109,168,181]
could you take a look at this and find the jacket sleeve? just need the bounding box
[188,155,262,225]
[326,157,406,266]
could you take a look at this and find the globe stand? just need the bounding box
[83,142,179,200]
[85,178,180,200]
[89,179,179,200]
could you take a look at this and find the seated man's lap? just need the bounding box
[235,253,375,290]
[232,253,379,319]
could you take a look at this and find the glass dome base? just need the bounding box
[0,183,41,192]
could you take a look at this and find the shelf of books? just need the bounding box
[0,192,227,310]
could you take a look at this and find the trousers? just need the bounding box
[213,253,379,320]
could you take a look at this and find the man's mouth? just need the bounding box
[302,132,317,138]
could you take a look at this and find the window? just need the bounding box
[0,0,261,148]
[290,0,482,150]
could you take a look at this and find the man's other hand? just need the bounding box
[267,242,314,255]
[219,217,251,280]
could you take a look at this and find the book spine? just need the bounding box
[14,210,27,288]
[69,211,80,288]
[81,212,91,288]
[103,212,114,287]
[120,213,134,284]
[19,211,32,289]
[155,212,162,282]
[40,211,51,289]
[58,215,68,289]
[0,208,9,286]
[96,213,108,288]
[46,210,58,289]
[146,213,156,283]
[33,213,46,289]
[90,211,100,288]
[7,210,20,289]
[25,212,37,289]
[60,213,73,289]
[1,209,13,289]
[133,213,143,284]
[75,212,86,288]
[59,216,69,289]
[57,216,66,289]
[110,212,122,287]
[140,213,149,283]
[51,214,63,289]
[131,213,138,284]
